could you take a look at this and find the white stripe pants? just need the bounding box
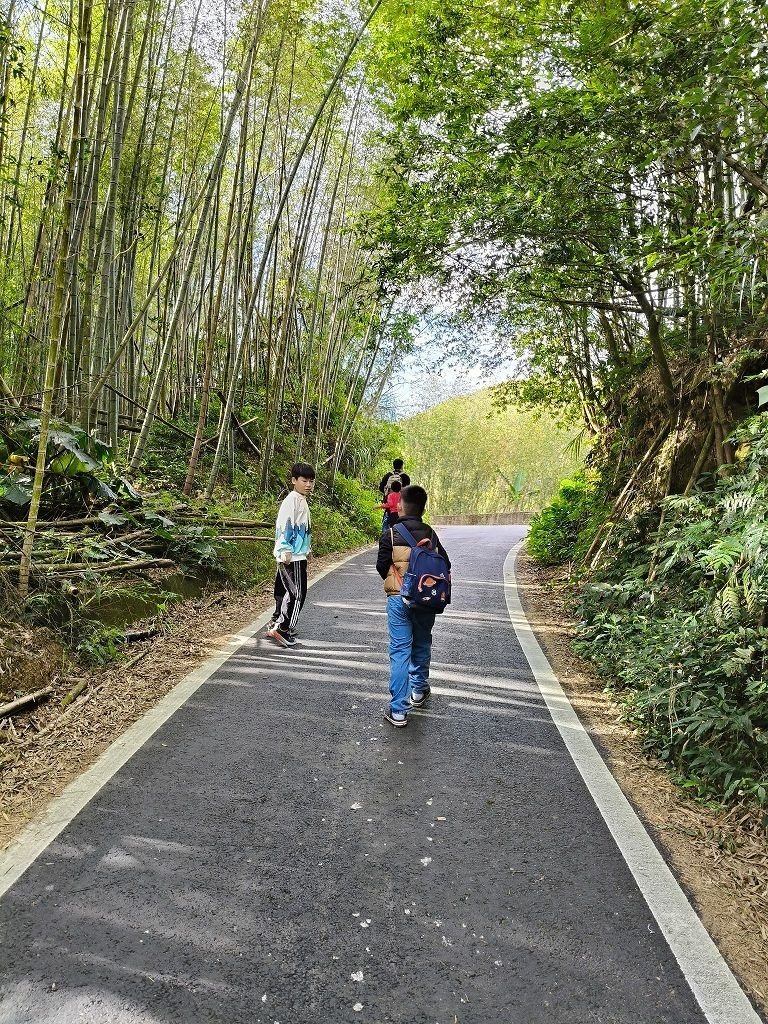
[273,559,308,634]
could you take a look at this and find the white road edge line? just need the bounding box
[0,549,365,900]
[504,542,761,1024]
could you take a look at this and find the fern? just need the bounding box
[576,412,768,805]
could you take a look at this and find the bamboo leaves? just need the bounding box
[0,0,396,582]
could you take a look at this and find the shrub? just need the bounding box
[327,473,382,538]
[527,471,604,564]
[217,539,277,588]
[575,414,768,804]
[311,505,370,556]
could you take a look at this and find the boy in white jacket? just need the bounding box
[265,463,315,648]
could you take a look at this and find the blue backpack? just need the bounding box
[393,523,451,613]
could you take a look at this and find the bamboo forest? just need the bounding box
[1,0,768,1019]
[2,0,768,1015]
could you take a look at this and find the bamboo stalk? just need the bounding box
[213,534,272,541]
[17,682,106,748]
[60,679,88,707]
[18,0,94,598]
[0,687,53,718]
[683,423,717,495]
[30,557,176,573]
[584,418,673,568]
[205,0,386,498]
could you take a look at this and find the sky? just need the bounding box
[380,313,519,420]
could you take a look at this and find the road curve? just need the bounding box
[0,526,759,1023]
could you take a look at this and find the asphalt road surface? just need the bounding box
[0,526,757,1023]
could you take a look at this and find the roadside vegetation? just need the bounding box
[402,389,583,515]
[0,400,395,700]
[530,416,768,805]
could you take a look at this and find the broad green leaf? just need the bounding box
[0,478,32,505]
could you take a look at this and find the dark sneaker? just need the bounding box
[265,628,289,648]
[284,632,298,647]
[410,686,431,708]
[384,711,408,728]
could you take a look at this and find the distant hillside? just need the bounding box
[401,390,584,515]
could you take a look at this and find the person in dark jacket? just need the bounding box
[376,484,451,728]
[378,458,410,496]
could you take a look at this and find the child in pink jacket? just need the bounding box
[379,479,402,531]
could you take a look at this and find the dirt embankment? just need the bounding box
[516,550,768,1018]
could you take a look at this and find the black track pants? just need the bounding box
[273,559,308,634]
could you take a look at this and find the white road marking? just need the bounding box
[0,550,364,899]
[504,543,761,1024]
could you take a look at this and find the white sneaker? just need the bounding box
[384,711,408,728]
[410,687,431,708]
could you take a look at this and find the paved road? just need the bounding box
[0,527,751,1023]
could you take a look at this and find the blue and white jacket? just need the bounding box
[273,491,312,562]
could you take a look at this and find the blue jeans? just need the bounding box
[386,596,436,716]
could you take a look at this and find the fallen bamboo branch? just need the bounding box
[584,417,672,568]
[214,390,262,457]
[31,557,177,574]
[123,650,150,671]
[1,516,106,529]
[104,382,196,440]
[17,683,106,748]
[114,529,153,544]
[0,686,53,718]
[60,679,88,708]
[683,423,716,495]
[216,534,272,542]
[199,413,260,448]
[123,626,160,642]
[174,516,271,528]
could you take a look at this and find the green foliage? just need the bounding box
[575,414,768,804]
[217,540,276,590]
[527,471,605,564]
[368,0,768,473]
[75,625,126,666]
[340,417,405,484]
[402,388,583,514]
[303,473,382,558]
[329,473,382,537]
[0,415,118,513]
[23,589,75,630]
[144,514,227,570]
[310,504,372,557]
[498,468,527,508]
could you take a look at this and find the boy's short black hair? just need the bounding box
[291,462,316,480]
[389,479,402,492]
[400,484,427,517]
[393,458,404,471]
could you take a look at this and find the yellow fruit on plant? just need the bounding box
[8,453,27,465]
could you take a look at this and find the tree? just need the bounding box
[368,0,768,499]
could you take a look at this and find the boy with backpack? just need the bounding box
[376,484,451,728]
[377,478,402,531]
[265,463,315,648]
